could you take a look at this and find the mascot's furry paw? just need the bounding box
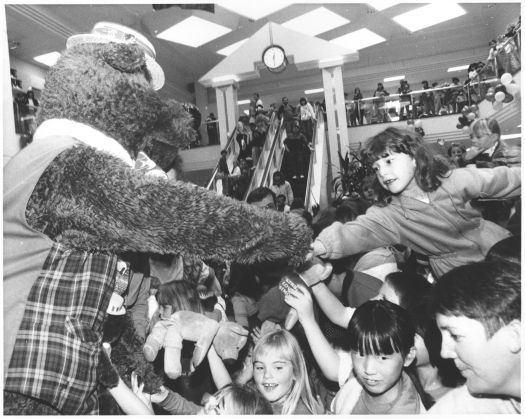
[3,391,59,415]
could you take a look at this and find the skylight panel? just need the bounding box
[217,38,248,56]
[330,28,386,51]
[157,16,231,47]
[216,1,292,20]
[34,51,61,67]
[282,7,349,36]
[392,3,466,32]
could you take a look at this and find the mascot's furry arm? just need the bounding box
[26,145,311,265]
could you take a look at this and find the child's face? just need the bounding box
[362,185,375,201]
[351,350,411,397]
[471,129,498,151]
[372,151,416,195]
[450,146,464,159]
[253,350,294,404]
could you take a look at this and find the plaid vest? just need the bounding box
[4,136,116,414]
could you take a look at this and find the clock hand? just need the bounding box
[273,51,276,66]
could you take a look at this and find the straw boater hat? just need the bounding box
[66,21,165,90]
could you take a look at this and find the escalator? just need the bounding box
[243,107,327,210]
[206,126,240,195]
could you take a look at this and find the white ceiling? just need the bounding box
[5,2,520,104]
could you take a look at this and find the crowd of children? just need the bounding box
[109,122,520,415]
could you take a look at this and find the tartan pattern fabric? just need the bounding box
[5,242,117,415]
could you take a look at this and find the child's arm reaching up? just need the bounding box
[297,258,354,328]
[284,284,341,382]
[207,344,233,390]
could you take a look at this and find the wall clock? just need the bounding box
[262,44,287,73]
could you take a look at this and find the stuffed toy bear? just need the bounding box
[4,22,311,415]
[143,311,248,380]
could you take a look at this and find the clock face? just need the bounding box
[262,45,287,73]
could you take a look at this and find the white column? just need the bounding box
[322,64,348,179]
[194,82,209,145]
[213,79,239,149]
[215,86,228,149]
[223,83,239,137]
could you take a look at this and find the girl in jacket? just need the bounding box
[310,127,520,279]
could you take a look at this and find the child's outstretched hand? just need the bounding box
[131,371,155,413]
[283,284,315,324]
[296,256,333,287]
[306,240,328,260]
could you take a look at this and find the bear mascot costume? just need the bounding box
[4,22,311,414]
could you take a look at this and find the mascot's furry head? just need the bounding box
[4,21,312,415]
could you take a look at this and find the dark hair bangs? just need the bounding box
[348,300,415,356]
[365,137,410,163]
[350,328,403,357]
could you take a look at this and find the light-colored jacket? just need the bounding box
[315,166,520,277]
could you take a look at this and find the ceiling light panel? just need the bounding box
[217,38,248,56]
[330,28,386,51]
[393,3,466,32]
[305,88,324,94]
[384,75,405,82]
[157,16,231,47]
[368,1,400,11]
[282,7,350,36]
[447,64,469,72]
[34,51,61,67]
[216,1,292,20]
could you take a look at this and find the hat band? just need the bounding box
[95,26,156,59]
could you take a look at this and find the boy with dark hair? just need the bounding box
[246,187,277,210]
[429,260,521,413]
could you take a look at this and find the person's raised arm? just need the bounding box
[310,282,353,328]
[284,284,340,382]
[297,259,352,328]
[207,344,233,390]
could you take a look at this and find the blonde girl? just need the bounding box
[252,329,324,414]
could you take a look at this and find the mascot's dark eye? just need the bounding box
[101,43,147,75]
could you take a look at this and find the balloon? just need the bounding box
[469,104,479,113]
[462,125,471,132]
[486,87,495,95]
[494,91,505,102]
[461,105,470,115]
[503,93,514,103]
[494,83,506,93]
[485,92,495,102]
[493,101,503,110]
[500,73,513,85]
[414,119,422,128]
[456,123,463,129]
[467,112,476,121]
[506,83,519,94]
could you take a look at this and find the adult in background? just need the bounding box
[284,122,310,180]
[270,171,294,206]
[429,261,521,413]
[278,96,296,135]
[298,97,316,143]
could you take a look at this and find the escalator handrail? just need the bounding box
[304,107,324,210]
[259,118,285,190]
[243,115,283,200]
[206,126,239,190]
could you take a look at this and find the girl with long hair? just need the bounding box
[311,127,520,278]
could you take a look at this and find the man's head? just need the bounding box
[430,261,521,398]
[246,187,277,210]
[282,97,288,105]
